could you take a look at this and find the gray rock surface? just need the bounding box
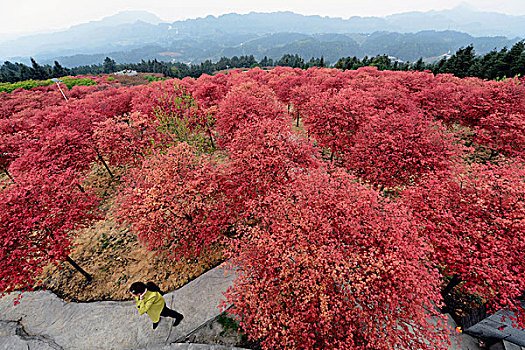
[0,264,237,350]
[0,320,60,350]
[141,345,244,350]
[503,339,525,350]
[180,313,247,347]
[0,261,489,350]
[445,314,480,350]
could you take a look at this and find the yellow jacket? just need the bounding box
[135,290,165,323]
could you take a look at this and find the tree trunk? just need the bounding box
[96,151,114,178]
[65,255,92,282]
[1,167,15,183]
[442,274,462,299]
[296,113,300,127]
[75,183,85,193]
[207,129,215,149]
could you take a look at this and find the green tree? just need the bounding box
[277,54,305,68]
[103,57,117,74]
[413,58,425,71]
[370,55,392,70]
[506,41,525,77]
[52,61,69,78]
[30,58,47,80]
[0,61,20,83]
[440,45,476,78]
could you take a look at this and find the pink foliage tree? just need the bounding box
[223,169,448,349]
[115,143,226,259]
[0,168,100,297]
[345,112,465,188]
[403,161,525,327]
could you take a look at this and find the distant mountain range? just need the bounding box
[1,7,523,67]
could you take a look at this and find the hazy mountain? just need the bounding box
[0,11,164,58]
[81,10,164,26]
[168,6,525,38]
[1,7,523,65]
[33,30,515,68]
[385,3,525,37]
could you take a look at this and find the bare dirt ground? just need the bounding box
[37,165,225,302]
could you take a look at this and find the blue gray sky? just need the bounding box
[1,0,524,38]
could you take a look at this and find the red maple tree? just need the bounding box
[115,142,226,259]
[345,112,465,188]
[220,118,321,229]
[223,168,449,349]
[403,161,525,326]
[93,112,166,168]
[0,168,100,297]
[215,82,285,148]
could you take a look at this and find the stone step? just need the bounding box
[0,263,237,350]
[503,339,525,350]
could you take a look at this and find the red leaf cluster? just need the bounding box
[3,66,525,342]
[403,161,525,327]
[115,143,226,259]
[0,168,100,295]
[223,169,448,349]
[346,112,465,188]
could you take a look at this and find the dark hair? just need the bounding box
[129,281,163,295]
[146,281,163,294]
[129,282,146,295]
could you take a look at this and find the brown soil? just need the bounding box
[37,164,225,302]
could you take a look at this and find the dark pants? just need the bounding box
[153,305,183,328]
[160,305,183,319]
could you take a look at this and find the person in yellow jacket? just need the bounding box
[130,281,184,330]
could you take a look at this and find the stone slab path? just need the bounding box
[0,260,498,350]
[0,263,239,350]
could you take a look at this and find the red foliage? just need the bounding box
[3,68,525,334]
[303,87,373,155]
[475,112,525,159]
[0,168,100,296]
[215,82,285,148]
[345,112,465,188]
[289,83,317,125]
[223,169,448,349]
[93,112,165,168]
[79,87,133,117]
[266,67,303,106]
[68,84,101,99]
[403,161,525,326]
[115,143,226,259]
[418,75,525,127]
[0,89,65,120]
[130,81,209,136]
[8,104,103,176]
[221,118,321,223]
[189,73,230,110]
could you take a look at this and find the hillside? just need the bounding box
[1,8,522,66]
[1,67,525,348]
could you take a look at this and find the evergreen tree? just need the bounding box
[103,57,117,74]
[371,55,392,70]
[30,58,47,80]
[0,61,20,82]
[19,63,33,81]
[277,54,305,68]
[506,41,525,77]
[440,45,475,78]
[413,58,425,71]
[52,61,69,78]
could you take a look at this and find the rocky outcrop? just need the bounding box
[0,264,237,350]
[0,320,62,350]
